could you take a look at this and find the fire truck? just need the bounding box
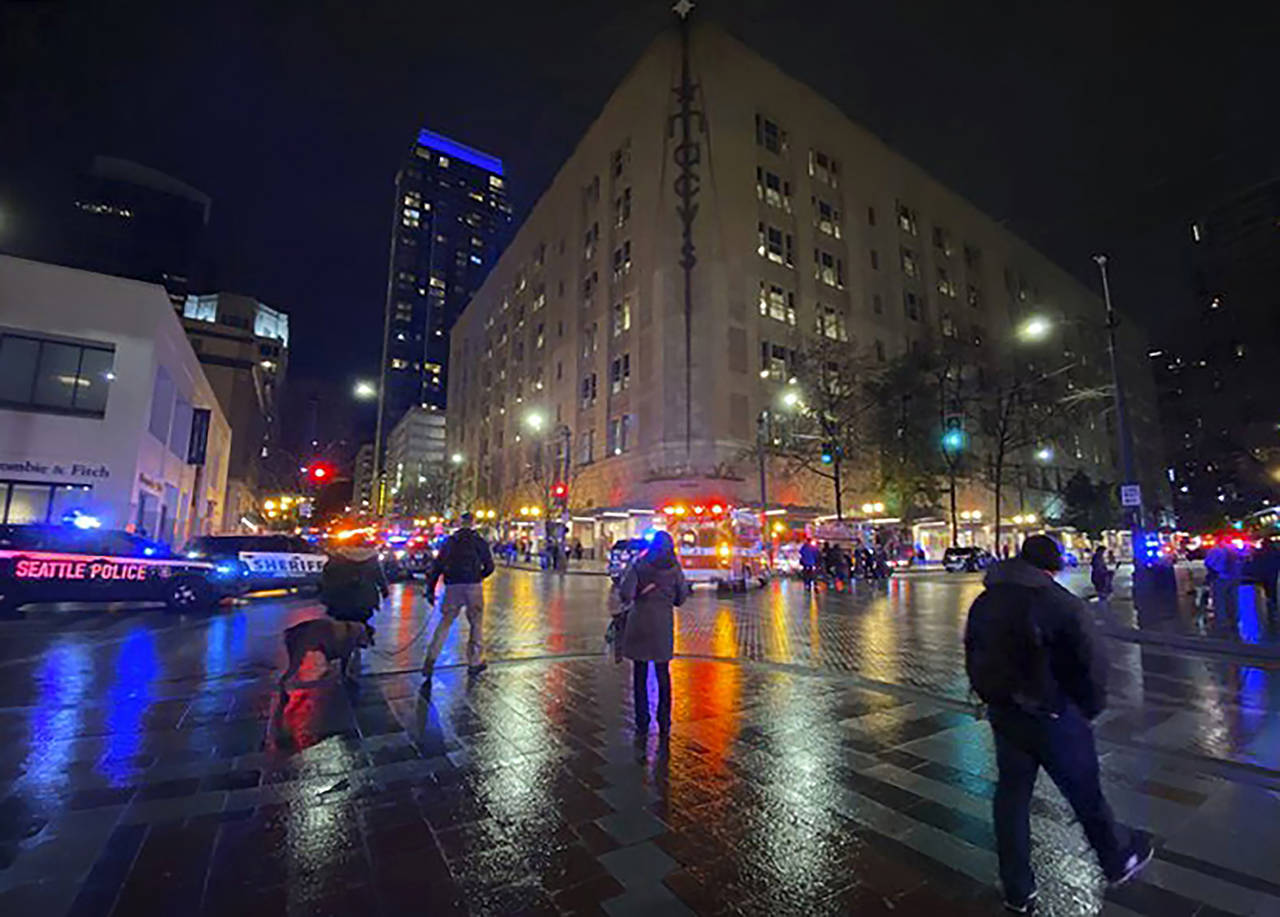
[657,502,769,589]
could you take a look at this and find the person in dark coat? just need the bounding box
[1090,545,1113,600]
[321,534,389,623]
[964,535,1151,912]
[619,531,690,735]
[422,513,495,677]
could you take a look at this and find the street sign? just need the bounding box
[1119,484,1142,507]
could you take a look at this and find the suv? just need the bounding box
[608,538,649,583]
[0,524,227,618]
[943,546,994,573]
[183,534,328,594]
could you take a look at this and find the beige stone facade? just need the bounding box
[447,23,1166,539]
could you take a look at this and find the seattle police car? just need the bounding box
[182,534,328,594]
[0,524,228,618]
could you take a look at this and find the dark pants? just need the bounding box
[990,705,1130,902]
[632,660,671,730]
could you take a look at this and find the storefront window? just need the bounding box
[5,484,51,524]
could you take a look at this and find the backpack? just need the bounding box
[441,530,484,582]
[321,556,380,614]
[964,583,1056,713]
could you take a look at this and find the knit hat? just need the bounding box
[1020,534,1064,572]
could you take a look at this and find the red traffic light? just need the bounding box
[551,481,568,499]
[306,462,334,482]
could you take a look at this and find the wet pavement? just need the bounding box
[2,570,1279,915]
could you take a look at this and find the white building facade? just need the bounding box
[0,256,230,545]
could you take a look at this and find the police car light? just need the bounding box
[63,510,102,530]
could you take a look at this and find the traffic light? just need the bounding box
[551,481,568,501]
[820,443,834,465]
[305,462,334,485]
[941,415,966,452]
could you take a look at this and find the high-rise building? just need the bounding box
[352,443,375,513]
[385,407,447,515]
[67,157,211,308]
[179,292,289,529]
[373,129,512,506]
[1154,177,1280,528]
[447,18,1167,553]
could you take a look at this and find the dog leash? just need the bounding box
[365,596,436,659]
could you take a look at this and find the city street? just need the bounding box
[2,569,1279,916]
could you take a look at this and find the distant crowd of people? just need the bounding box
[797,539,894,587]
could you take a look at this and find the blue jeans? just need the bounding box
[990,705,1130,901]
[633,660,671,730]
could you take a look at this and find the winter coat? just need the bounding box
[964,558,1109,718]
[321,546,389,620]
[619,552,690,663]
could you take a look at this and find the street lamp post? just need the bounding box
[1094,254,1147,570]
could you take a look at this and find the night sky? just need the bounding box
[2,0,1275,393]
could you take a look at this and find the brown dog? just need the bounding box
[279,618,376,688]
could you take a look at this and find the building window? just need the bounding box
[0,333,115,417]
[972,324,985,347]
[966,284,981,309]
[582,322,598,358]
[755,114,788,154]
[900,246,919,279]
[611,139,631,177]
[759,341,794,380]
[535,323,545,349]
[612,298,632,336]
[869,249,879,270]
[580,373,598,407]
[583,222,598,261]
[875,339,886,363]
[578,428,595,464]
[872,292,883,314]
[940,312,957,338]
[756,168,791,211]
[757,223,794,267]
[896,202,918,236]
[868,206,877,226]
[610,354,631,394]
[932,225,953,257]
[815,249,844,288]
[963,244,981,269]
[611,240,632,279]
[582,270,598,300]
[608,415,633,455]
[808,149,839,186]
[937,267,957,298]
[583,175,600,205]
[904,290,921,321]
[816,304,848,341]
[613,187,632,227]
[814,198,841,238]
[758,282,796,325]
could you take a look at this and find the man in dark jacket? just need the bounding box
[965,535,1151,913]
[321,535,389,623]
[422,514,495,677]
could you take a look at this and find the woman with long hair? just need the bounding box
[619,530,690,735]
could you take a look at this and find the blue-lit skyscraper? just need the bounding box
[374,129,511,494]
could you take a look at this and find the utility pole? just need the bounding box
[1094,254,1146,569]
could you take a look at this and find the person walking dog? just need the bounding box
[619,531,690,736]
[965,535,1152,913]
[422,513,495,678]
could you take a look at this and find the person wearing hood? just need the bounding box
[619,531,690,735]
[320,533,389,623]
[964,535,1151,913]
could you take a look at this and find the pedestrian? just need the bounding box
[1254,538,1280,630]
[573,539,584,561]
[422,512,496,678]
[964,534,1152,913]
[619,530,690,736]
[798,540,821,587]
[321,533,389,624]
[820,541,836,581]
[1090,544,1113,600]
[1204,539,1243,636]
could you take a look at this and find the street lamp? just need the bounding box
[1017,316,1052,341]
[1035,446,1054,463]
[353,380,377,400]
[450,452,464,465]
[781,388,802,409]
[524,410,546,432]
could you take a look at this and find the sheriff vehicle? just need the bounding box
[182,534,328,594]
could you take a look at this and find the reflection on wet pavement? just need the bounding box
[0,570,1278,915]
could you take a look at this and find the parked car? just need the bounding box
[0,524,230,618]
[608,538,649,583]
[943,546,994,573]
[183,534,328,595]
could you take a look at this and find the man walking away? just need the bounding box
[798,540,821,588]
[422,513,495,678]
[965,535,1151,913]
